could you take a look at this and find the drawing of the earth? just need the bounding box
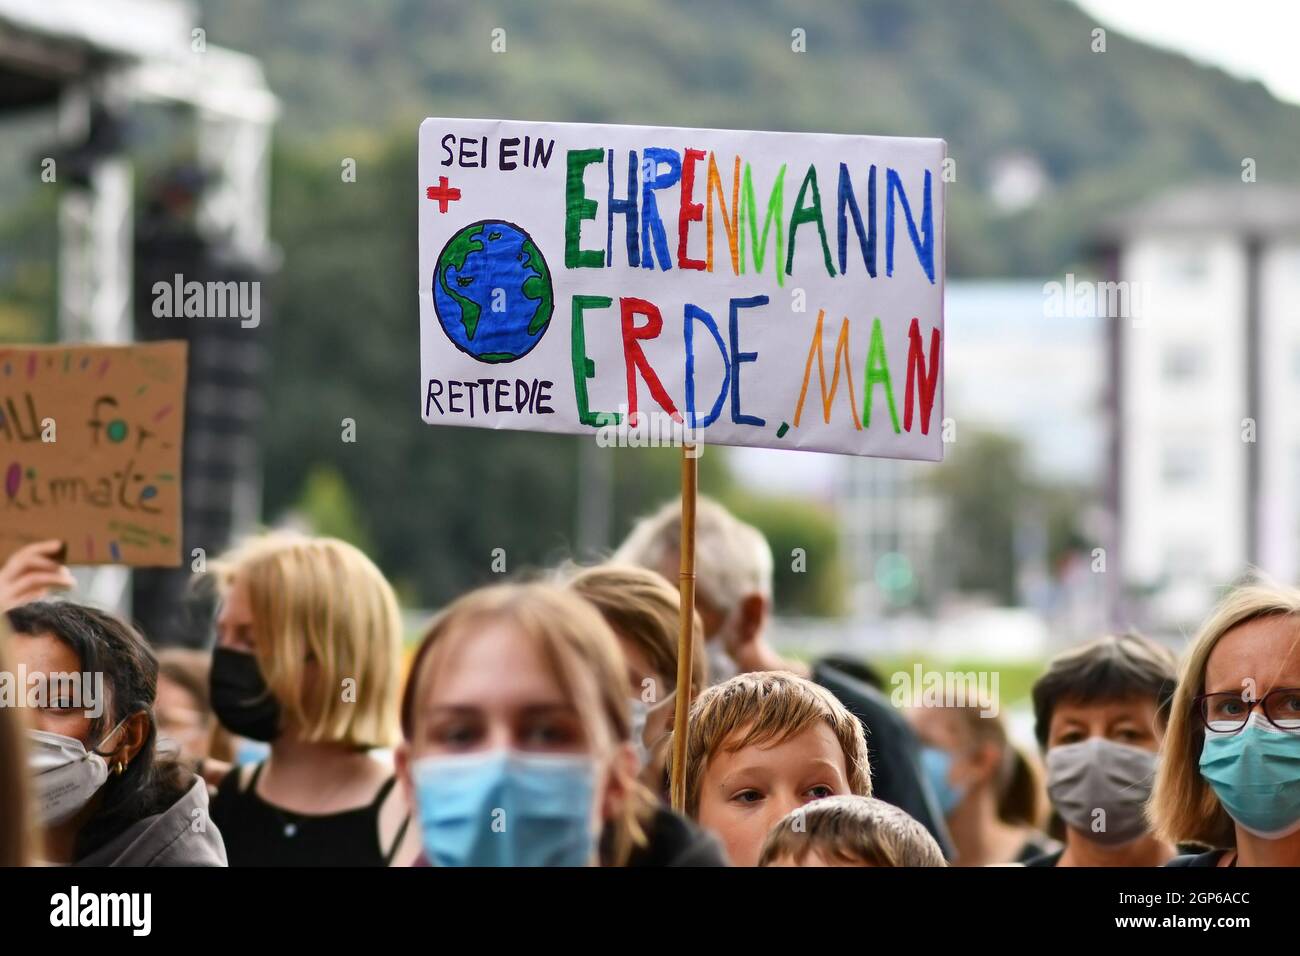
[432,220,554,362]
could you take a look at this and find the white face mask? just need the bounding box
[628,697,651,769]
[29,718,128,826]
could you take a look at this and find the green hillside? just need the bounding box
[195,0,1300,276]
[2,0,1295,612]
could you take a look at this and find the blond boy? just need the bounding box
[680,671,871,866]
[759,795,947,867]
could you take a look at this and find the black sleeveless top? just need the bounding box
[211,762,410,867]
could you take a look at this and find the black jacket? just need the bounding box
[624,807,729,866]
[812,660,956,860]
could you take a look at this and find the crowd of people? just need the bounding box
[2,498,1299,868]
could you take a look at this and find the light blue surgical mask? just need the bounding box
[920,746,965,816]
[1200,717,1300,838]
[412,750,597,866]
[233,738,270,766]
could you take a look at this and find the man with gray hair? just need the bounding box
[614,498,788,680]
[615,496,954,858]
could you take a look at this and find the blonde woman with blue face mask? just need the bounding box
[395,583,725,866]
[1153,583,1300,867]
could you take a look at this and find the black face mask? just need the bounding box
[210,647,282,742]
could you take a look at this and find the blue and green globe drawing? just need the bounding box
[432,219,554,363]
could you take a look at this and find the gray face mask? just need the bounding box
[1045,737,1158,846]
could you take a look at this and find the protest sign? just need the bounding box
[418,117,946,460]
[0,341,187,567]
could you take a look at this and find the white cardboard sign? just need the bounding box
[418,117,945,460]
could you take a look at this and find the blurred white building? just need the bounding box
[738,280,1102,624]
[0,0,276,639]
[839,455,943,617]
[1096,184,1300,631]
[836,280,1103,620]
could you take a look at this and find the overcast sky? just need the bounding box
[1074,0,1300,105]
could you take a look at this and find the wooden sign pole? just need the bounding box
[670,442,698,812]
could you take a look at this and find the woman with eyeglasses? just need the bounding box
[1152,583,1300,866]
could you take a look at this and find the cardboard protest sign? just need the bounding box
[418,118,945,460]
[0,341,187,567]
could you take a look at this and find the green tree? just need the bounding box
[295,464,375,555]
[929,429,1088,605]
[929,430,1031,604]
[194,0,1300,278]
[727,493,845,617]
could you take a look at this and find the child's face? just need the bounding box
[696,721,852,866]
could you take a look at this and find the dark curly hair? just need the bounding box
[7,601,189,860]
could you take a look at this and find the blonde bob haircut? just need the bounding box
[565,563,708,698]
[1150,582,1300,849]
[213,532,403,749]
[759,795,947,867]
[677,671,871,817]
[400,582,658,866]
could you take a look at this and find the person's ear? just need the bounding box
[108,711,150,770]
[964,741,1001,786]
[601,742,639,825]
[736,593,768,646]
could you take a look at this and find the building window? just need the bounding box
[1164,245,1208,284]
[1294,446,1300,542]
[1162,445,1203,487]
[1163,344,1203,381]
[1164,543,1209,579]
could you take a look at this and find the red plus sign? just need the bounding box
[425,176,462,213]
